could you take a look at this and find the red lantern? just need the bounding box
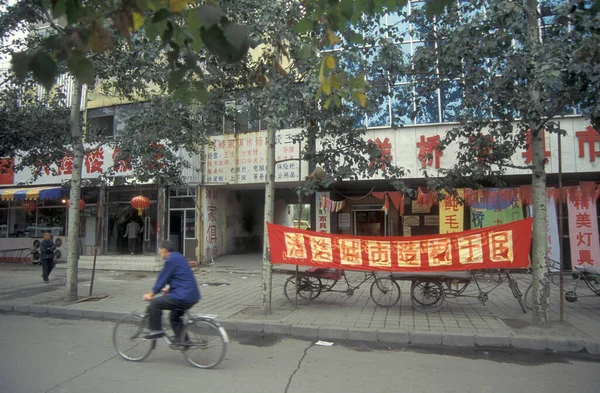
[66,199,86,210]
[131,195,151,215]
[22,201,37,213]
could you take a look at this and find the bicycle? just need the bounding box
[112,309,228,369]
[283,268,400,307]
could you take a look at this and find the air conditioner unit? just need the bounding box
[53,236,67,262]
[30,239,41,264]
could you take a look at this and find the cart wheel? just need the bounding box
[284,276,320,304]
[370,277,401,307]
[565,290,578,303]
[411,280,445,313]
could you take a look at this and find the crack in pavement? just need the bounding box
[284,342,313,393]
[44,353,119,393]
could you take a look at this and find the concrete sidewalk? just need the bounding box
[1,255,599,355]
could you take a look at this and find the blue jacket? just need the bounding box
[152,251,200,304]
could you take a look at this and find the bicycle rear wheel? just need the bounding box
[370,277,401,307]
[183,319,228,369]
[411,280,445,313]
[284,276,317,304]
[112,313,154,361]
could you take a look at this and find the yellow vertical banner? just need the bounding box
[439,189,464,234]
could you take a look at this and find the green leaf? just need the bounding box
[223,23,250,49]
[29,51,58,90]
[146,20,167,42]
[340,0,355,20]
[425,0,454,19]
[11,52,30,82]
[65,0,81,25]
[152,9,171,23]
[334,94,341,107]
[196,5,224,28]
[193,81,208,103]
[168,68,186,91]
[295,19,313,34]
[67,53,94,85]
[323,97,332,109]
[298,44,313,59]
[51,0,67,19]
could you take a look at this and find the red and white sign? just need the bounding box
[267,218,533,272]
[316,191,330,233]
[568,188,600,271]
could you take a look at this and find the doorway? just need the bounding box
[169,210,183,252]
[353,205,388,236]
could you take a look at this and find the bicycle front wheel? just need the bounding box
[183,319,228,369]
[370,277,401,307]
[507,273,527,313]
[112,313,154,362]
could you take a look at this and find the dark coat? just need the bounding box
[40,239,56,260]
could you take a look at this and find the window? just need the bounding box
[87,115,114,138]
[441,81,462,123]
[415,87,440,124]
[391,84,415,126]
[367,96,391,128]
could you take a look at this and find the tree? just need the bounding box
[0,3,208,301]
[198,1,409,313]
[401,0,599,325]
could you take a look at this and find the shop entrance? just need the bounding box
[103,188,158,255]
[353,205,388,236]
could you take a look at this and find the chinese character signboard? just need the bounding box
[203,188,226,260]
[267,218,533,272]
[567,188,600,271]
[205,129,308,185]
[13,145,134,185]
[470,189,524,228]
[439,189,464,234]
[316,191,330,233]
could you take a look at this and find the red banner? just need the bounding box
[267,218,533,272]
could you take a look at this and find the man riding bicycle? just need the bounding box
[143,240,200,340]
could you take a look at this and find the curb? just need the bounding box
[2,302,597,356]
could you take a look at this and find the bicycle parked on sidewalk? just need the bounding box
[112,309,228,369]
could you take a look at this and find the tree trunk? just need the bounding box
[261,128,276,314]
[65,80,83,302]
[530,128,550,325]
[523,0,550,326]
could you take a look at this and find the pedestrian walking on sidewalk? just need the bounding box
[123,219,142,255]
[40,232,56,282]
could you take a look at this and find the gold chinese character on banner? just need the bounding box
[309,236,333,263]
[395,241,422,267]
[427,238,452,266]
[457,234,483,264]
[284,233,306,259]
[366,241,392,267]
[488,230,513,263]
[339,239,362,265]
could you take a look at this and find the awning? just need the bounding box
[0,186,69,201]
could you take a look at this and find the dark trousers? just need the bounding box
[128,238,137,254]
[41,258,54,280]
[147,296,195,341]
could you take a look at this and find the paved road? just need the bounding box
[1,314,599,393]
